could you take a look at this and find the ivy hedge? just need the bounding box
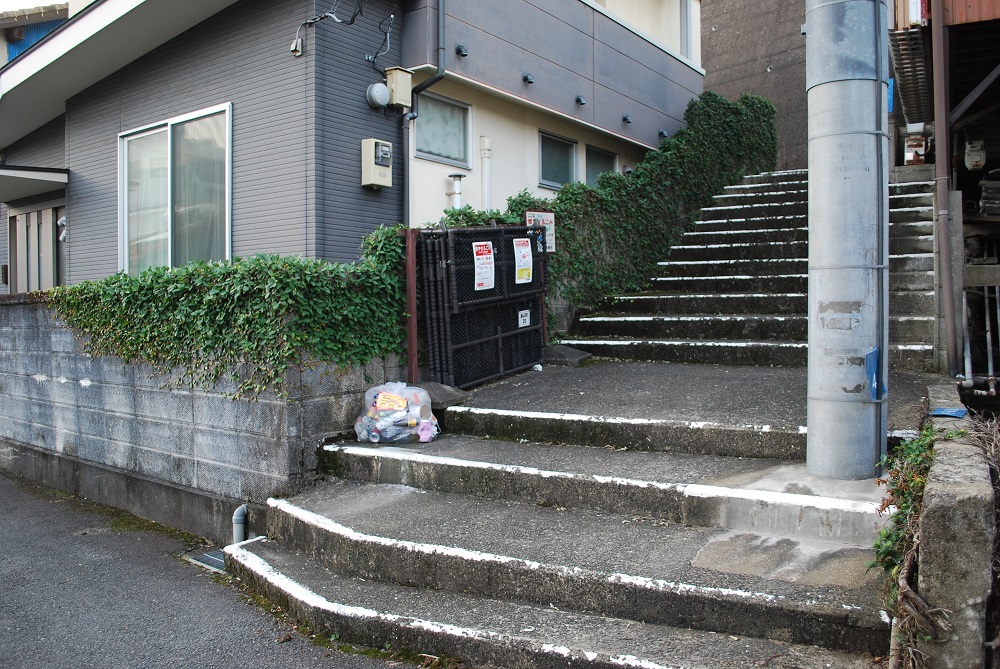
[45,225,406,399]
[440,91,777,311]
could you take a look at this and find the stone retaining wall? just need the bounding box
[920,385,996,669]
[0,295,402,541]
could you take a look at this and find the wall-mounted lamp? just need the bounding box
[522,73,534,84]
[56,216,68,243]
[455,44,468,57]
[575,95,587,106]
[658,129,669,139]
[623,114,633,124]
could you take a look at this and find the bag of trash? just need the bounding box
[354,382,440,444]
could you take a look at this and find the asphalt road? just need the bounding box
[0,471,397,669]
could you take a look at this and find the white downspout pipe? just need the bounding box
[480,136,492,210]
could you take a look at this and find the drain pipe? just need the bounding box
[804,0,890,479]
[931,0,959,376]
[232,504,248,544]
[403,0,448,384]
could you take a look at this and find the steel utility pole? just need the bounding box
[805,0,890,479]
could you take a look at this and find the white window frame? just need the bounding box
[539,131,577,190]
[117,102,233,273]
[414,93,471,169]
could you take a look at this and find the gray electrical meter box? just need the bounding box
[362,138,392,189]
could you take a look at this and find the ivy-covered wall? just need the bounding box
[438,92,778,328]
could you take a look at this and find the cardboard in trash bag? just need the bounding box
[354,382,440,443]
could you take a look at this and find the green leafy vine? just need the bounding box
[45,225,406,399]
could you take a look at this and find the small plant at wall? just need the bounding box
[489,91,777,313]
[871,424,962,668]
[45,225,406,399]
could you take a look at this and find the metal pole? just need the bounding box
[805,0,890,479]
[931,0,959,375]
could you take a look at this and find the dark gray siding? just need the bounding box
[64,0,314,284]
[701,0,806,170]
[1,203,6,295]
[4,116,66,168]
[314,0,405,263]
[402,0,703,147]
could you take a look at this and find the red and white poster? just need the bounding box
[473,241,495,291]
[513,238,532,284]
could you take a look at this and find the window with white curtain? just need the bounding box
[119,104,231,275]
[415,93,470,167]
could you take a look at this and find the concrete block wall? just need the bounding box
[0,296,403,505]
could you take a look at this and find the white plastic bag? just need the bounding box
[354,382,440,444]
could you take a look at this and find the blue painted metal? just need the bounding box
[7,19,65,62]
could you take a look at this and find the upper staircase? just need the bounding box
[562,169,938,371]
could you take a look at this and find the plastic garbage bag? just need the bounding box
[354,382,440,444]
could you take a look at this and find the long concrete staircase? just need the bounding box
[220,169,931,668]
[562,168,937,372]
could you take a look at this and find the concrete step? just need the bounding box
[669,239,808,261]
[558,338,934,371]
[320,440,884,546]
[441,402,806,460]
[890,206,933,223]
[575,314,809,340]
[257,485,887,654]
[711,189,807,208]
[890,192,933,207]
[653,254,933,279]
[737,169,808,186]
[649,273,807,293]
[609,290,934,316]
[227,539,878,669]
[890,220,934,238]
[700,201,807,221]
[671,235,932,261]
[609,292,808,315]
[573,314,934,342]
[558,337,809,366]
[690,214,807,232]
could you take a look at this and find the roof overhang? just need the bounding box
[0,0,239,149]
[0,165,69,201]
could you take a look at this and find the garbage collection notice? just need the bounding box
[473,241,495,291]
[513,237,532,284]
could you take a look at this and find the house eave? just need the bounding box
[0,165,69,202]
[0,0,239,149]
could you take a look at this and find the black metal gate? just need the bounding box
[419,225,547,390]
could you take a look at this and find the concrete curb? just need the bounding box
[918,385,995,669]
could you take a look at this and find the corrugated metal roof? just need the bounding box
[0,4,68,25]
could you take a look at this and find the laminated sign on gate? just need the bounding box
[513,238,532,284]
[473,241,495,291]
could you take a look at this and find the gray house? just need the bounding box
[0,0,704,294]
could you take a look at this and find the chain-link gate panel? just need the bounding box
[419,226,547,389]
